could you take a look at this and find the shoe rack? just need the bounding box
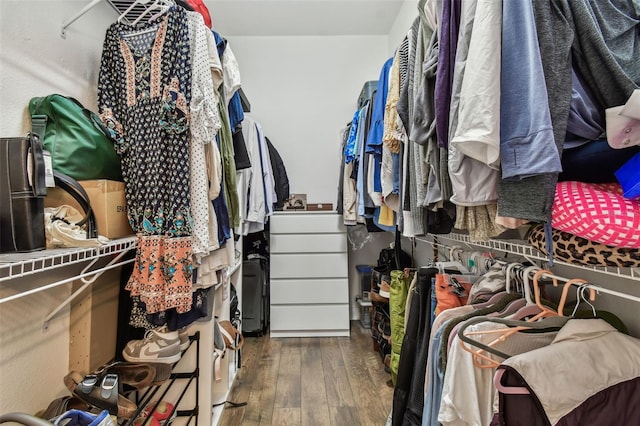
[123,331,200,425]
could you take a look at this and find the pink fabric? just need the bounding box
[552,181,640,248]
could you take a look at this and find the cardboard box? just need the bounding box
[45,180,133,239]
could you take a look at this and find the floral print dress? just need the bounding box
[98,8,194,314]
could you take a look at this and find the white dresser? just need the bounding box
[269,212,350,337]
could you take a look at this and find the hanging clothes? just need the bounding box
[186,11,222,260]
[265,136,290,211]
[98,7,194,314]
[241,117,276,234]
[495,319,640,426]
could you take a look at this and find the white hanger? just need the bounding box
[133,0,174,25]
[504,262,523,294]
[521,265,541,305]
[118,0,152,23]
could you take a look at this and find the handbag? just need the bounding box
[28,94,122,181]
[0,133,47,253]
[52,171,98,239]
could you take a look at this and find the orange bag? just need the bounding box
[434,274,473,316]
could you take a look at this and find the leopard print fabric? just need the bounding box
[528,224,640,268]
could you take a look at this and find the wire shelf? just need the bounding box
[0,237,137,282]
[415,232,640,282]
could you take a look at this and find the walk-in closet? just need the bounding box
[1,1,639,425]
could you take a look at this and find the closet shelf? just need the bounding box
[0,237,137,282]
[416,233,640,282]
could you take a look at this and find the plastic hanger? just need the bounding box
[132,0,173,25]
[504,262,523,294]
[146,0,175,24]
[531,269,561,316]
[462,268,560,368]
[118,0,152,23]
[494,369,530,395]
[457,315,569,367]
[521,265,540,306]
[503,268,557,323]
[495,279,603,395]
[493,298,528,317]
[471,290,510,309]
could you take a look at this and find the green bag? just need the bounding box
[28,94,122,181]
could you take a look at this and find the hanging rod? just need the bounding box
[61,0,103,38]
[414,235,640,304]
[414,234,640,282]
[538,271,640,304]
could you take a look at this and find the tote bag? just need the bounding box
[28,94,122,181]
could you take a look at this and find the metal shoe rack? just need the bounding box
[122,331,200,426]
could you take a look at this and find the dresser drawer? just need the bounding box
[271,253,347,279]
[271,233,346,254]
[270,278,348,304]
[270,305,350,333]
[270,213,344,234]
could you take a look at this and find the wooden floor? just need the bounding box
[220,321,394,426]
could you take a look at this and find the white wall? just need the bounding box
[0,1,113,135]
[0,0,118,416]
[226,35,389,205]
[387,0,419,55]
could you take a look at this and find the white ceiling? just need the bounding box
[205,0,406,36]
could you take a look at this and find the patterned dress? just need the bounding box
[98,8,194,314]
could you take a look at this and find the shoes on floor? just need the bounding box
[122,327,181,364]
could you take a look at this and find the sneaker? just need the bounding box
[178,327,190,351]
[123,327,181,364]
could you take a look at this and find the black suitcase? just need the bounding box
[242,254,269,335]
